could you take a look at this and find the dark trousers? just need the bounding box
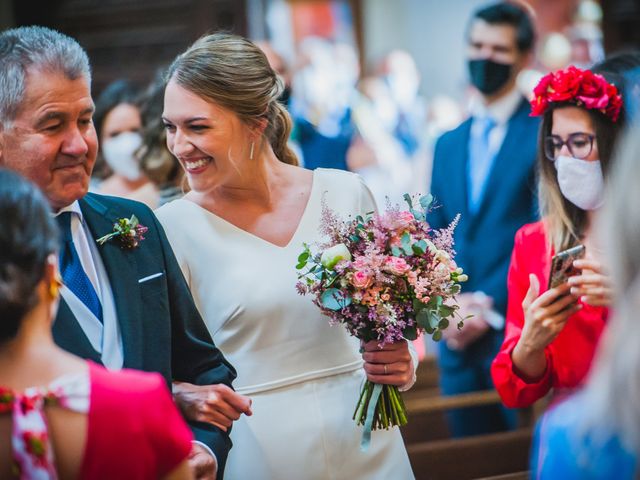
[438,329,518,437]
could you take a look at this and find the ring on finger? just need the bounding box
[384,364,388,375]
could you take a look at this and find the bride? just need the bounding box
[156,33,416,479]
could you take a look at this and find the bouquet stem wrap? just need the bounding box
[355,381,407,450]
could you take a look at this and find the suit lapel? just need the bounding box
[449,120,472,221]
[471,100,529,219]
[80,195,143,369]
[53,299,102,363]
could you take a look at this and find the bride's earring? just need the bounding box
[249,141,255,160]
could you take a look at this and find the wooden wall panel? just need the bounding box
[12,0,247,95]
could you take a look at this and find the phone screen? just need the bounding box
[548,244,586,289]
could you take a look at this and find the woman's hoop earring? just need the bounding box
[249,141,255,160]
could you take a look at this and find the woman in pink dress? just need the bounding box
[0,169,192,479]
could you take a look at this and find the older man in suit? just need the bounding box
[428,2,539,437]
[0,26,251,479]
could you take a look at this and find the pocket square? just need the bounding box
[138,272,164,284]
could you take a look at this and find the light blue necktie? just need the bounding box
[468,116,497,213]
[57,212,103,323]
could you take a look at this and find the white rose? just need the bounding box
[320,243,352,270]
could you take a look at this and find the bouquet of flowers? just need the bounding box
[296,194,467,443]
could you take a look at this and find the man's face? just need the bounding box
[0,68,97,210]
[467,19,524,70]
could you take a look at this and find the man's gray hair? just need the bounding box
[0,26,91,126]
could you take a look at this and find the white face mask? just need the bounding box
[555,155,605,211]
[101,132,143,180]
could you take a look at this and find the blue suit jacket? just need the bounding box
[53,193,236,474]
[429,98,539,370]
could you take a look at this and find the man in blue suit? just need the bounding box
[428,2,539,437]
[0,26,251,479]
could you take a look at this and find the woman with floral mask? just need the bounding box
[93,80,159,208]
[491,65,626,408]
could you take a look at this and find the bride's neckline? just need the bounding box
[178,169,319,249]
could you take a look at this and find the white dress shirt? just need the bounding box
[55,201,124,369]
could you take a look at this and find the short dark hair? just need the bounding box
[469,2,536,53]
[0,169,59,343]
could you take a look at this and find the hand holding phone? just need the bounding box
[548,244,586,289]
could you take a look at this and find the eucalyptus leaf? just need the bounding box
[432,330,443,342]
[320,288,352,311]
[391,246,402,257]
[410,208,425,222]
[438,318,449,329]
[428,311,440,329]
[403,325,418,341]
[416,309,430,329]
[412,240,427,255]
[403,193,414,209]
[419,194,433,210]
[297,251,310,263]
[439,304,455,317]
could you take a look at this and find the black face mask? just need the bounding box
[468,59,512,95]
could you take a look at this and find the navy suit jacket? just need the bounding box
[52,193,236,474]
[429,98,539,369]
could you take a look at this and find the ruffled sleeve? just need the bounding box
[491,223,554,408]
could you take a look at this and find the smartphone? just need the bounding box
[548,244,586,289]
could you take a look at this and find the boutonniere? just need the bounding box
[96,215,148,249]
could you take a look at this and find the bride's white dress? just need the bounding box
[156,168,415,479]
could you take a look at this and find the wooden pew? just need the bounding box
[400,358,536,478]
[407,428,533,480]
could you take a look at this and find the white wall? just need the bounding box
[363,0,481,100]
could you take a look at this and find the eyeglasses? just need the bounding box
[544,132,595,161]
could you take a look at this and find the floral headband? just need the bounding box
[530,65,623,122]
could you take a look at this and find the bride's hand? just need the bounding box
[173,381,253,432]
[361,340,413,387]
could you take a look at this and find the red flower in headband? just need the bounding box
[530,66,623,122]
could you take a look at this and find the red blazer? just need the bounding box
[491,221,608,408]
[81,362,192,479]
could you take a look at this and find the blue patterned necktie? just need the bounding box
[57,212,103,323]
[468,115,497,213]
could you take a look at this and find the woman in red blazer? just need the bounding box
[491,65,626,408]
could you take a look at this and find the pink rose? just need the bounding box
[351,270,373,289]
[352,256,369,270]
[383,256,411,276]
[396,211,415,230]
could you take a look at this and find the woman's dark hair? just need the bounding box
[470,2,535,54]
[92,79,141,179]
[138,68,184,188]
[537,69,627,251]
[0,169,59,342]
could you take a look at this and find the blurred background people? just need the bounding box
[531,123,640,480]
[427,1,539,437]
[492,64,626,410]
[0,168,193,480]
[92,79,159,208]
[349,49,429,206]
[289,36,359,171]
